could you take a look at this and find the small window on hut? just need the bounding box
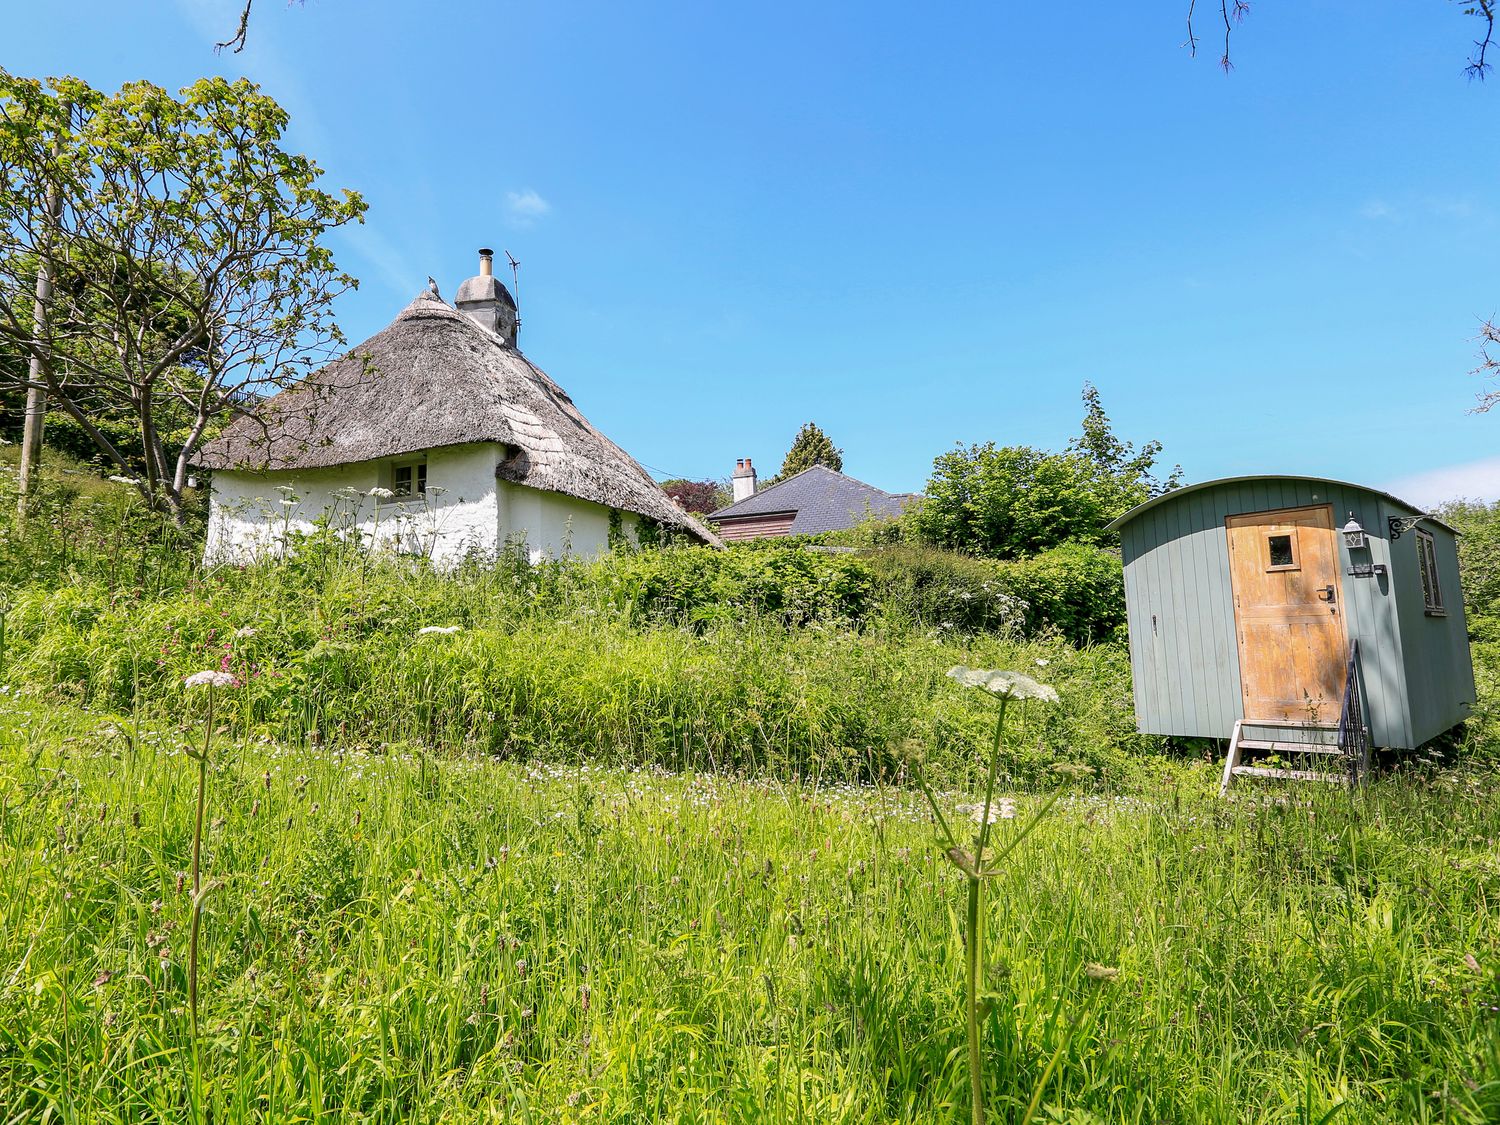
[1265,530,1298,571]
[383,458,427,502]
[1416,529,1444,615]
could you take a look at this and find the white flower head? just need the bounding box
[961,798,1018,824]
[278,498,298,507]
[417,625,461,636]
[274,485,297,494]
[108,475,140,486]
[184,670,237,689]
[1035,658,1050,668]
[234,626,257,639]
[947,666,1059,703]
[369,487,394,499]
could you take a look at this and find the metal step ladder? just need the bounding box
[1219,642,1371,797]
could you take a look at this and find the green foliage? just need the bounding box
[998,542,1127,646]
[861,545,1026,634]
[767,421,844,486]
[0,68,366,512]
[913,385,1176,559]
[589,544,875,628]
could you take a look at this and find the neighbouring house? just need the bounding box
[1107,475,1475,791]
[708,460,916,542]
[193,249,718,564]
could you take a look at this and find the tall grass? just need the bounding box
[1,697,1497,1122]
[0,534,1154,790]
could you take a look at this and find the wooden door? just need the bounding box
[1226,505,1348,724]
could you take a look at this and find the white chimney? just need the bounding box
[732,457,757,502]
[454,247,520,345]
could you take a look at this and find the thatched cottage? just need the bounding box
[194,250,718,564]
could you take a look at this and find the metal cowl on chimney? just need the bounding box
[454,247,519,345]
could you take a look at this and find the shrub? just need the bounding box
[586,545,874,628]
[997,541,1125,646]
[859,545,1024,634]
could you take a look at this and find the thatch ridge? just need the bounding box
[193,293,718,544]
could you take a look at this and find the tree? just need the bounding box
[0,70,366,520]
[660,478,731,515]
[770,422,843,486]
[913,384,1176,559]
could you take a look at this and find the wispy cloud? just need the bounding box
[1359,199,1396,221]
[1387,455,1500,507]
[505,189,552,227]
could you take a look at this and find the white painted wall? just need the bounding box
[205,442,638,567]
[498,480,637,562]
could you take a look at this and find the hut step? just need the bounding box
[1219,718,1364,796]
[1233,739,1343,755]
[1230,766,1345,783]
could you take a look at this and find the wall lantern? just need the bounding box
[1342,514,1368,551]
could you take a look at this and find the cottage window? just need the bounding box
[1416,529,1444,614]
[1265,530,1298,571]
[384,458,427,501]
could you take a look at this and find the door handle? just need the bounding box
[1317,585,1335,602]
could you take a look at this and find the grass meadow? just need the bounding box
[1,694,1498,1123]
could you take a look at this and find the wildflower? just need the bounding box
[369,486,395,499]
[275,485,296,494]
[234,626,257,639]
[107,475,139,486]
[1085,963,1120,983]
[183,670,236,689]
[279,498,297,507]
[417,625,461,636]
[947,666,1059,703]
[1035,658,1050,667]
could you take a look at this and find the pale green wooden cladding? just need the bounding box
[1109,476,1475,749]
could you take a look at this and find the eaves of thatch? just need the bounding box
[193,293,719,545]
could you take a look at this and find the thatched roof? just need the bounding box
[193,292,718,544]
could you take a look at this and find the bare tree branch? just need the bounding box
[1475,317,1500,411]
[1464,0,1496,79]
[215,0,254,54]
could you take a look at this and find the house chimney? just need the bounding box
[732,457,757,502]
[455,246,519,345]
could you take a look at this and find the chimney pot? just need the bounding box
[478,248,494,277]
[731,456,758,501]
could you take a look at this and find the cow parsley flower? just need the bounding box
[369,487,395,499]
[183,670,237,689]
[417,625,461,636]
[108,475,140,486]
[946,666,1059,703]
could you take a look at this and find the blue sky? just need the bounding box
[9,1,1500,503]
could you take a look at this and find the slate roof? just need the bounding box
[709,465,915,535]
[193,291,718,544]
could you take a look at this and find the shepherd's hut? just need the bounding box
[1107,476,1474,789]
[193,250,718,564]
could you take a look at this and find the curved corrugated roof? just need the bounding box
[1104,474,1456,534]
[192,293,718,544]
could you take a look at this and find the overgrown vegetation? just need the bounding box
[1,697,1497,1122]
